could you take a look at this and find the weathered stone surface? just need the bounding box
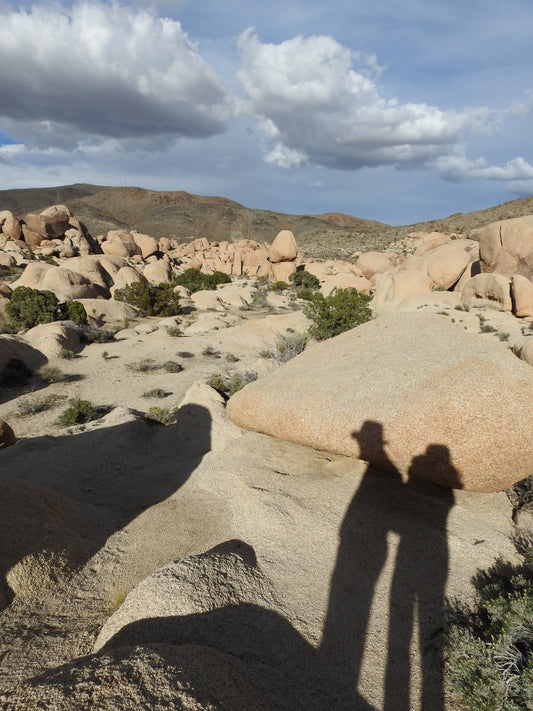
[143,260,172,284]
[24,322,81,358]
[355,251,393,279]
[39,205,71,238]
[420,243,470,289]
[111,266,146,291]
[511,274,533,317]
[413,232,450,257]
[0,210,22,241]
[270,261,296,283]
[227,311,533,491]
[477,215,533,276]
[268,230,298,263]
[371,270,433,314]
[461,273,512,312]
[132,233,158,259]
[11,263,100,301]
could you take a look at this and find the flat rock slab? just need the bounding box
[227,311,533,492]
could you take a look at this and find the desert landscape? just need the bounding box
[0,188,532,710]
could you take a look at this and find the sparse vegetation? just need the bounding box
[304,288,372,340]
[274,332,308,363]
[16,393,65,417]
[445,536,533,711]
[176,351,195,359]
[270,281,288,292]
[202,344,221,358]
[225,353,240,363]
[480,324,498,334]
[171,268,231,293]
[37,364,66,384]
[58,348,75,359]
[145,406,179,425]
[113,282,181,317]
[126,357,159,372]
[207,369,258,398]
[79,325,116,344]
[142,388,168,399]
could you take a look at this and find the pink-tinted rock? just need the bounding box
[420,243,471,289]
[132,233,158,259]
[143,260,172,284]
[371,270,433,314]
[356,251,394,279]
[270,261,296,283]
[461,273,512,312]
[511,274,533,317]
[413,232,450,257]
[227,311,533,492]
[0,210,22,241]
[269,230,298,263]
[477,215,533,278]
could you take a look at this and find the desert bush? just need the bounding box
[207,369,258,398]
[37,364,66,383]
[480,324,498,334]
[145,406,179,425]
[113,282,181,317]
[274,332,308,363]
[5,286,88,330]
[225,353,239,363]
[176,351,195,359]
[171,268,231,293]
[508,475,533,515]
[126,358,159,372]
[304,288,372,340]
[1,358,32,385]
[445,538,533,710]
[166,325,183,337]
[55,397,99,427]
[0,265,24,282]
[58,348,75,359]
[6,286,60,329]
[142,388,168,399]
[289,270,320,290]
[58,300,88,325]
[202,344,221,358]
[270,281,288,293]
[79,325,116,344]
[163,360,183,373]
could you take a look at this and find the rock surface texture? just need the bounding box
[227,311,533,492]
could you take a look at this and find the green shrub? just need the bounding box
[6,286,60,329]
[171,268,231,293]
[445,538,533,710]
[166,325,183,337]
[270,281,288,292]
[62,300,88,325]
[113,282,181,317]
[6,286,88,330]
[304,288,372,340]
[1,358,32,385]
[289,270,320,290]
[480,324,498,334]
[55,398,98,427]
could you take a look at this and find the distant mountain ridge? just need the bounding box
[0,183,387,246]
[0,183,532,259]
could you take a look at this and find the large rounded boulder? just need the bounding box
[227,311,533,492]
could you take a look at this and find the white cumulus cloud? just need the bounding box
[237,29,497,171]
[0,2,229,149]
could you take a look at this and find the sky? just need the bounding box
[0,1,532,225]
